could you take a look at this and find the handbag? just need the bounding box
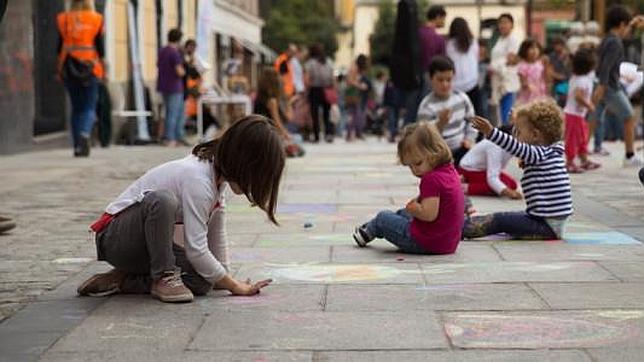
[63,56,94,85]
[323,87,338,105]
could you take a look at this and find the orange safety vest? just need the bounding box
[56,10,105,79]
[274,53,294,97]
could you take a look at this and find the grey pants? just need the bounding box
[96,190,212,295]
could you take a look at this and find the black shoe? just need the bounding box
[325,135,334,143]
[78,136,90,157]
[352,225,374,247]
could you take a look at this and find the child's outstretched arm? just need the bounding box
[471,116,550,164]
[406,197,439,222]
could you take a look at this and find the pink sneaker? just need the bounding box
[151,271,194,303]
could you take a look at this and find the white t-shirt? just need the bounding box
[446,39,479,92]
[564,73,594,117]
[459,139,514,195]
[290,57,305,93]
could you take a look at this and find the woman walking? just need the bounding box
[305,43,335,143]
[446,17,482,116]
[56,0,105,157]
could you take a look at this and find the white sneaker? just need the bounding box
[623,154,644,168]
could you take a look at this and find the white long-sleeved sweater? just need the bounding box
[105,155,229,284]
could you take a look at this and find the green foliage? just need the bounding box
[262,0,339,57]
[369,0,396,67]
[417,0,430,23]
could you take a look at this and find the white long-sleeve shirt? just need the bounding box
[458,139,514,194]
[105,155,229,284]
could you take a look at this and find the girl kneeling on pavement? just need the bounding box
[78,115,284,302]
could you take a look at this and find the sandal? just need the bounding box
[581,160,601,170]
[566,163,585,174]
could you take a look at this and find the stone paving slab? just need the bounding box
[48,296,204,353]
[443,310,644,349]
[420,261,617,284]
[316,350,591,362]
[493,243,644,261]
[598,261,644,282]
[230,246,331,264]
[331,244,502,263]
[586,347,644,362]
[235,262,424,285]
[41,351,314,362]
[254,233,354,247]
[325,283,546,312]
[190,311,447,351]
[196,284,325,312]
[531,283,644,309]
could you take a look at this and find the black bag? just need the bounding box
[63,56,94,85]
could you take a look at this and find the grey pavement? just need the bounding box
[0,139,643,361]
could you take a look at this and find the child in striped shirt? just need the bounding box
[417,56,478,165]
[463,101,572,240]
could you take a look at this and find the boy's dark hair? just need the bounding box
[308,43,326,64]
[426,5,446,21]
[356,54,369,72]
[518,38,543,60]
[167,28,183,43]
[605,5,632,31]
[184,39,196,48]
[498,13,514,24]
[571,48,596,75]
[192,115,286,225]
[428,56,454,77]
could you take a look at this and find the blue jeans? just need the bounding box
[65,77,99,149]
[593,87,633,150]
[163,92,185,141]
[499,92,515,125]
[387,105,400,137]
[462,211,557,240]
[365,209,427,254]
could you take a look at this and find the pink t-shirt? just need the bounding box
[516,61,547,105]
[410,163,464,254]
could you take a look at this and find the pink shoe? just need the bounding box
[581,160,601,170]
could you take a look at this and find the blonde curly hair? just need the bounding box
[515,100,564,144]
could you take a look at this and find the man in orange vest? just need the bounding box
[274,44,297,98]
[56,0,105,157]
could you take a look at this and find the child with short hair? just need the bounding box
[592,5,643,167]
[458,126,522,199]
[464,101,572,240]
[417,56,478,165]
[78,116,284,302]
[516,38,548,105]
[352,122,464,254]
[564,48,600,173]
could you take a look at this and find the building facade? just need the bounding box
[0,0,269,154]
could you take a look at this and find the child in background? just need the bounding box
[352,122,464,255]
[78,116,283,302]
[563,48,601,173]
[516,39,548,106]
[417,56,478,165]
[464,101,572,240]
[458,126,522,199]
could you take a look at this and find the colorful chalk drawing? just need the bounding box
[265,263,414,283]
[470,230,641,245]
[257,234,350,247]
[444,310,643,348]
[277,203,337,214]
[422,261,583,275]
[565,232,641,245]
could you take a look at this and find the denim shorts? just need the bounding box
[595,87,634,123]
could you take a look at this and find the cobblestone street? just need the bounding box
[1,139,643,361]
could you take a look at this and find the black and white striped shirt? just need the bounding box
[489,128,572,218]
